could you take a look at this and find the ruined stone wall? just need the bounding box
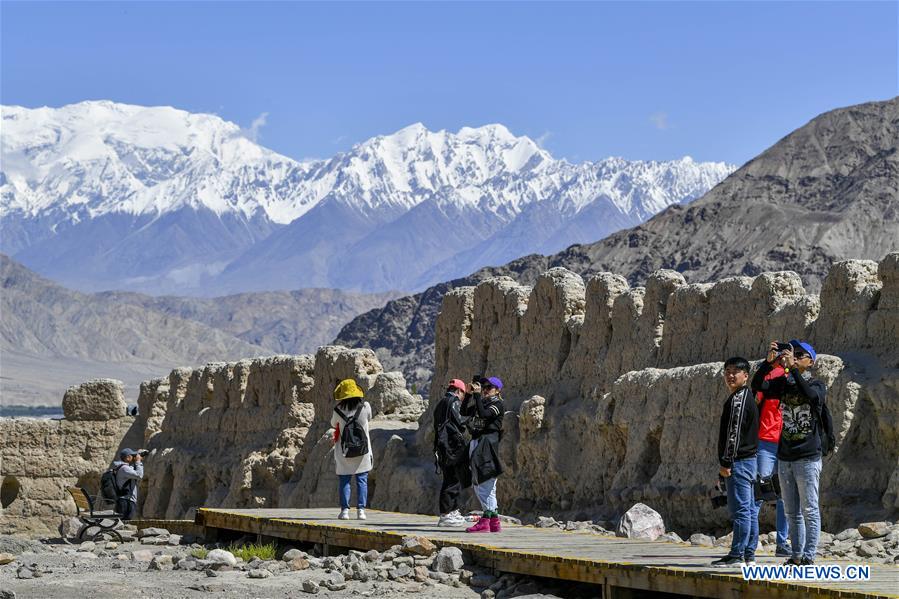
[370,255,899,533]
[137,347,425,519]
[0,380,133,537]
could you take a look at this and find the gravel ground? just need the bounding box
[0,542,483,599]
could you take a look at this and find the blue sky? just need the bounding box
[2,1,896,165]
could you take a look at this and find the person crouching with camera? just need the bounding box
[711,357,759,568]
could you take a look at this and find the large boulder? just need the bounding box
[62,379,126,421]
[616,503,666,541]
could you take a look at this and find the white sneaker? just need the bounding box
[338,508,350,520]
[438,510,466,527]
[357,508,367,520]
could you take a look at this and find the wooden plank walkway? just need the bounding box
[196,507,899,599]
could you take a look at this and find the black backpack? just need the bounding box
[100,464,125,504]
[818,399,836,457]
[335,403,369,458]
[435,404,467,467]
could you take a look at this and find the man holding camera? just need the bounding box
[711,357,759,568]
[112,448,145,520]
[434,378,471,527]
[752,340,825,566]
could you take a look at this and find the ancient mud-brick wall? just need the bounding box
[0,380,134,537]
[137,347,424,519]
[374,254,899,533]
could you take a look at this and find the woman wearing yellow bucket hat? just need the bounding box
[330,379,373,520]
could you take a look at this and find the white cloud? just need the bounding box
[536,130,553,149]
[242,112,269,142]
[650,112,670,130]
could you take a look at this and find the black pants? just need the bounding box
[439,461,471,515]
[117,498,136,520]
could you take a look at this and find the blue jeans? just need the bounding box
[338,472,369,509]
[779,457,822,560]
[757,440,789,548]
[725,457,758,559]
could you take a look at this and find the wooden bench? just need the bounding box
[66,487,124,543]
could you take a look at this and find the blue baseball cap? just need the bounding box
[479,376,504,390]
[119,448,138,458]
[788,340,816,361]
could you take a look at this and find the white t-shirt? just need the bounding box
[329,401,373,476]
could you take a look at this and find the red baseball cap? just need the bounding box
[447,379,466,392]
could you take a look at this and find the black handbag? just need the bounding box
[753,472,781,503]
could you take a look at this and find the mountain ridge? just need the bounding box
[2,101,733,294]
[334,96,899,393]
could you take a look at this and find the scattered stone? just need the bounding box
[302,579,320,594]
[859,522,890,539]
[689,533,715,547]
[77,541,96,551]
[0,590,15,599]
[104,541,119,550]
[616,503,665,541]
[390,564,413,579]
[16,566,34,580]
[401,535,437,556]
[206,549,237,567]
[459,569,474,584]
[481,591,495,599]
[282,548,306,561]
[116,553,129,561]
[434,547,464,573]
[175,558,198,571]
[189,583,228,592]
[0,553,15,565]
[149,554,174,570]
[498,514,522,525]
[658,532,683,543]
[248,569,271,578]
[288,557,310,571]
[413,565,430,582]
[858,540,884,558]
[429,571,451,583]
[167,534,182,546]
[818,531,834,546]
[206,569,219,578]
[137,527,169,539]
[58,517,84,541]
[564,521,591,532]
[364,549,381,562]
[836,528,863,542]
[325,571,347,591]
[76,552,98,559]
[535,516,561,529]
[393,556,414,566]
[130,550,155,562]
[714,532,734,547]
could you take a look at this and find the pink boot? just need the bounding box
[489,516,502,532]
[466,517,491,533]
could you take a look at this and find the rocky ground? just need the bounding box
[2,514,897,599]
[0,526,578,599]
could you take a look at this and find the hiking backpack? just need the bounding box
[99,464,125,503]
[335,403,369,458]
[818,399,836,456]
[435,408,467,467]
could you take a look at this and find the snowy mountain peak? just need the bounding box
[1,101,736,294]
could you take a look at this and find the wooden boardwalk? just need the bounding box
[195,507,899,598]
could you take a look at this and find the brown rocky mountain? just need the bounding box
[0,255,400,406]
[335,97,899,392]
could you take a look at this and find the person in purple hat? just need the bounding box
[751,339,827,566]
[461,376,505,533]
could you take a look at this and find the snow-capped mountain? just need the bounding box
[1,101,735,294]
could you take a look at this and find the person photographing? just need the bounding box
[108,448,144,520]
[752,340,827,566]
[433,378,471,526]
[461,376,505,533]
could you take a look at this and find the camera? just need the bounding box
[710,476,728,509]
[472,374,483,383]
[138,449,150,457]
[774,341,792,355]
